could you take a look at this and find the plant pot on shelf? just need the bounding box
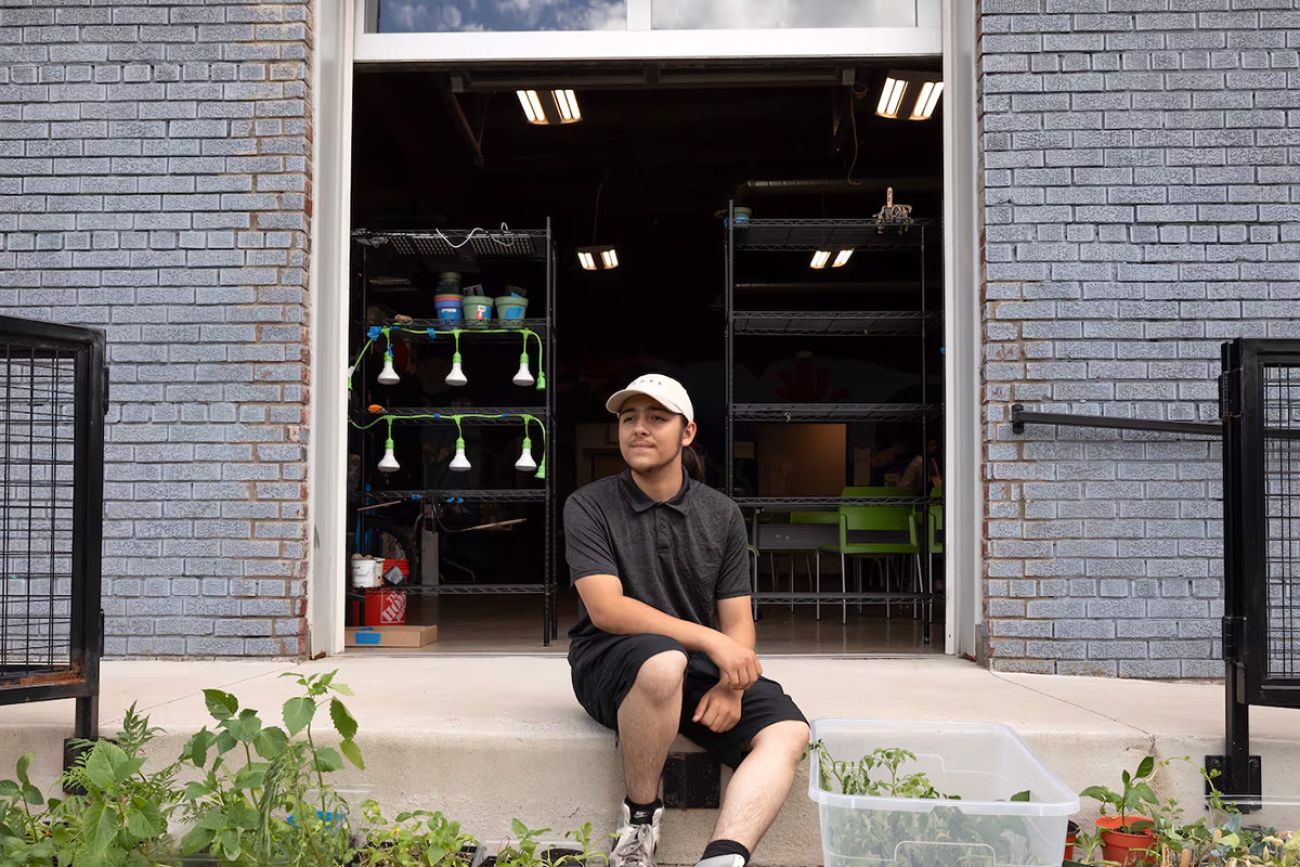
[1096,815,1156,866]
[435,293,464,322]
[495,294,528,325]
[1064,819,1079,862]
[713,206,753,228]
[462,294,494,322]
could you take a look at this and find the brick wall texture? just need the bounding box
[0,0,313,656]
[979,0,1300,676]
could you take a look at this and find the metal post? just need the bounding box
[725,200,734,496]
[545,218,556,645]
[919,225,930,645]
[1211,339,1261,808]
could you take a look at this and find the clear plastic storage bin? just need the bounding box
[808,719,1079,867]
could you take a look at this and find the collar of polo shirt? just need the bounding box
[619,467,692,513]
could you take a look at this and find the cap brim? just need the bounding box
[606,388,685,418]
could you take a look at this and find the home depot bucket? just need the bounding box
[435,293,463,322]
[462,295,494,322]
[363,588,407,625]
[496,295,528,325]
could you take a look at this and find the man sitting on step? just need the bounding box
[565,373,810,867]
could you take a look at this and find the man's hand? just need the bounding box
[692,683,743,733]
[705,633,762,690]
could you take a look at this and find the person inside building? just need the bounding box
[564,374,810,867]
[899,435,942,495]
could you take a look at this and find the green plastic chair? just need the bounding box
[820,501,920,624]
[911,487,943,628]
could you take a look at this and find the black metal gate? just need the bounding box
[1218,338,1300,805]
[0,317,106,745]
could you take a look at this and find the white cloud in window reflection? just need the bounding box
[378,0,626,32]
[652,0,914,29]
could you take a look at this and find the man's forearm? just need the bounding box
[721,619,756,652]
[595,596,721,652]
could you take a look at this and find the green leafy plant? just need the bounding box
[561,822,607,867]
[176,669,363,866]
[356,799,478,867]
[1080,755,1159,834]
[807,741,954,800]
[0,706,185,866]
[1070,760,1300,866]
[484,820,607,867]
[57,704,183,867]
[0,752,64,865]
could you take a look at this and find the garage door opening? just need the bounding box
[345,60,945,654]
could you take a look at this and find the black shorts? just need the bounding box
[568,633,808,770]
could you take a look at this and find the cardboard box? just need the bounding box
[346,624,438,648]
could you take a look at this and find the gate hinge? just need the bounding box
[1221,615,1244,661]
[1218,368,1242,418]
[102,365,110,414]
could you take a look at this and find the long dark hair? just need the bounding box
[682,441,705,482]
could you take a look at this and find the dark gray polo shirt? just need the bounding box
[564,469,751,642]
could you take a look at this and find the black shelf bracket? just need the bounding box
[1010,403,1222,437]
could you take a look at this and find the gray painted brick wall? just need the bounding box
[978,0,1300,676]
[0,0,313,656]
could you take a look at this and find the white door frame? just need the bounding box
[353,0,942,62]
[309,1,981,657]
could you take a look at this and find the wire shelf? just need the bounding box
[735,496,939,509]
[734,218,936,252]
[752,592,926,604]
[352,229,549,260]
[374,489,547,503]
[732,311,939,337]
[385,584,549,596]
[361,408,548,425]
[732,403,943,422]
[380,319,549,337]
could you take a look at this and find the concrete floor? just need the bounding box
[4,656,1298,865]
[380,594,944,655]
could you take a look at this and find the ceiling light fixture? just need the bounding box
[577,244,619,271]
[876,70,943,121]
[577,168,618,270]
[516,89,582,125]
[810,248,854,270]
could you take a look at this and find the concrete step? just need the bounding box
[3,657,1299,866]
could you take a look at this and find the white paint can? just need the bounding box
[350,556,381,589]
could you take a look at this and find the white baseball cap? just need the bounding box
[606,374,695,424]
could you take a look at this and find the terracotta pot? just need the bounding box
[1096,815,1156,866]
[1064,819,1079,862]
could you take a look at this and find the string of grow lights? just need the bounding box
[346,326,545,391]
[352,411,548,480]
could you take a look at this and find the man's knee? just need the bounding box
[750,719,811,759]
[631,648,688,701]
